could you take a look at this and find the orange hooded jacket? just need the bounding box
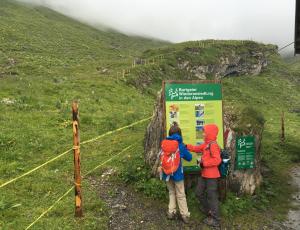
[187,124,221,178]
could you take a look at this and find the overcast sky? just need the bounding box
[19,0,296,55]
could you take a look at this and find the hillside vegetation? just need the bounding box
[0,0,299,229]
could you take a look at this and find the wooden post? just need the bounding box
[162,81,166,139]
[281,111,285,142]
[72,102,83,217]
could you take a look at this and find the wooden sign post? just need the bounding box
[72,102,83,217]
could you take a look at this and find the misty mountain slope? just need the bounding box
[0,0,167,77]
[0,1,167,229]
[0,0,300,229]
[0,0,167,171]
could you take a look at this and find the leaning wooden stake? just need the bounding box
[72,102,83,217]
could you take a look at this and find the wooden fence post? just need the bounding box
[72,102,83,217]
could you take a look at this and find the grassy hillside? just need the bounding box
[0,0,300,229]
[0,0,167,229]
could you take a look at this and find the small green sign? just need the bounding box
[235,136,255,169]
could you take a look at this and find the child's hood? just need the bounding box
[204,124,219,143]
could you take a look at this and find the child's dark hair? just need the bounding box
[168,122,182,136]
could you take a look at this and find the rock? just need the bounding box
[101,68,108,74]
[134,58,146,65]
[184,47,201,54]
[178,60,189,69]
[112,204,127,210]
[96,67,109,74]
[101,168,116,178]
[289,107,300,114]
[191,65,209,79]
[1,98,16,105]
[176,51,268,80]
[7,58,16,66]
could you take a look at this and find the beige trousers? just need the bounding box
[166,180,190,217]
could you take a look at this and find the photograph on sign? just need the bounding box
[164,81,224,173]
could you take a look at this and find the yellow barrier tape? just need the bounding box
[25,186,74,230]
[25,144,135,229]
[0,116,151,189]
[0,148,73,189]
[81,116,152,145]
[84,144,134,177]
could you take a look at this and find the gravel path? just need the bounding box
[89,169,208,230]
[283,165,300,230]
[89,168,300,230]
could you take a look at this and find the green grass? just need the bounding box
[0,1,167,229]
[0,0,300,229]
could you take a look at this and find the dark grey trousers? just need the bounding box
[196,177,220,220]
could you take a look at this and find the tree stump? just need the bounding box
[224,107,264,195]
[144,91,165,176]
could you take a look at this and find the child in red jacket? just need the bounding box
[187,124,221,227]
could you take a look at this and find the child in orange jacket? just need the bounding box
[187,124,221,227]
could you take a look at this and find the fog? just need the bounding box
[18,0,296,55]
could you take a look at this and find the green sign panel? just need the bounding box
[235,136,255,169]
[165,83,222,101]
[164,82,224,173]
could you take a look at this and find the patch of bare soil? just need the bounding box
[283,165,300,230]
[88,169,206,230]
[89,168,300,230]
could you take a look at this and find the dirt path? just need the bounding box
[88,169,208,230]
[283,165,300,229]
[89,168,300,230]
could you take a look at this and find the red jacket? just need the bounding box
[187,124,221,178]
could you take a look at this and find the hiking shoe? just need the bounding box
[181,215,190,224]
[203,217,220,227]
[166,211,176,220]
